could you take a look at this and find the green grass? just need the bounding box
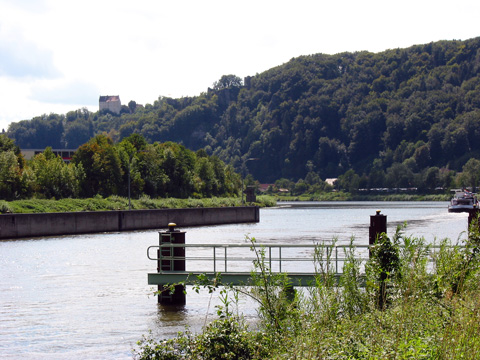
[0,195,277,214]
[0,193,449,214]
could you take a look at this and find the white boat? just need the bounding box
[448,190,479,213]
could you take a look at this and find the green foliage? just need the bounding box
[28,147,84,199]
[0,196,275,213]
[367,228,401,310]
[135,226,480,359]
[8,38,480,189]
[134,289,265,360]
[212,74,243,90]
[0,200,13,213]
[134,317,262,360]
[459,157,480,190]
[246,237,301,335]
[0,150,24,200]
[340,238,367,318]
[0,131,242,200]
[73,134,123,197]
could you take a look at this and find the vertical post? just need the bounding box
[369,210,387,257]
[335,246,338,274]
[241,177,244,205]
[279,247,282,272]
[157,223,186,305]
[245,186,256,203]
[128,159,131,210]
[224,246,227,272]
[369,210,388,310]
[241,157,259,204]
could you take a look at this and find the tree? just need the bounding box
[117,138,144,199]
[337,169,360,193]
[136,144,168,198]
[30,147,84,199]
[128,100,137,113]
[212,75,243,90]
[0,150,22,200]
[460,158,480,191]
[423,166,440,191]
[72,134,123,197]
[153,142,196,198]
[63,119,94,148]
[385,163,414,188]
[121,133,148,151]
[195,157,217,197]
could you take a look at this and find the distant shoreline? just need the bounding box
[274,193,450,202]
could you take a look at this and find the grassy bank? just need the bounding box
[134,226,480,359]
[275,192,450,202]
[0,193,451,214]
[0,195,277,214]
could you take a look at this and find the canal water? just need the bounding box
[0,202,469,359]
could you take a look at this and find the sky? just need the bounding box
[0,0,479,131]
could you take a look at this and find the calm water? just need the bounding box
[0,202,469,359]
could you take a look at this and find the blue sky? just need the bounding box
[0,0,479,131]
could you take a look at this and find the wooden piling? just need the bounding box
[369,210,387,255]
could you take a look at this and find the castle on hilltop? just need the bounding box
[99,95,121,114]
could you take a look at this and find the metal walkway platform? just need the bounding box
[148,271,336,286]
[147,242,368,287]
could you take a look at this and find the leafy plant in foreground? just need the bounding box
[135,226,480,359]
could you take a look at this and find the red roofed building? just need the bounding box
[99,95,121,114]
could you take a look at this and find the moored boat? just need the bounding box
[448,189,479,213]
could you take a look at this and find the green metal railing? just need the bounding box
[147,242,464,288]
[147,243,460,273]
[147,243,372,274]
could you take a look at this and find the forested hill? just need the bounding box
[8,37,480,184]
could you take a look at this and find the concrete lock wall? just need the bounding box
[0,206,260,240]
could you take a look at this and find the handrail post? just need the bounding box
[213,246,216,273]
[335,246,338,274]
[225,246,227,272]
[279,247,282,272]
[269,246,272,270]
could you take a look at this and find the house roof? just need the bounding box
[99,95,120,102]
[325,178,338,186]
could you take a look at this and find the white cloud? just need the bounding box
[30,79,99,105]
[0,26,60,78]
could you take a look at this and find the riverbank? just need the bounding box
[0,195,276,214]
[275,192,450,202]
[0,193,451,214]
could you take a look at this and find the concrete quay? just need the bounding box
[0,206,260,239]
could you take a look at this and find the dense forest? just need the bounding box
[0,134,239,201]
[7,37,480,192]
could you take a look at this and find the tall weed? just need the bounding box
[135,225,480,359]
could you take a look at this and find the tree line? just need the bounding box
[6,38,480,193]
[0,134,239,201]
